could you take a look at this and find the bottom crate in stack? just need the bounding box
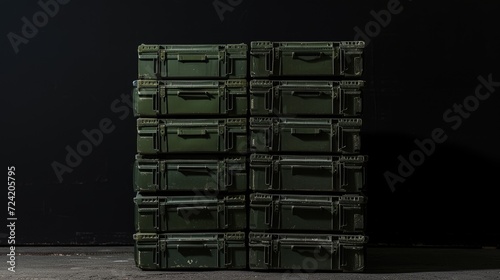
[134,232,247,270]
[248,233,367,272]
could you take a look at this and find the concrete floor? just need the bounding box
[1,247,499,279]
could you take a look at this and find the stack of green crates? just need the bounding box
[132,41,368,272]
[247,41,368,272]
[133,43,249,270]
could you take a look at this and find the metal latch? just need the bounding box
[159,49,166,61]
[159,86,166,99]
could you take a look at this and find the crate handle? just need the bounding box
[176,206,214,214]
[264,88,274,112]
[290,128,323,135]
[291,91,324,97]
[176,165,210,172]
[225,89,234,112]
[177,54,208,62]
[177,129,207,136]
[264,246,270,265]
[292,51,324,60]
[290,245,323,250]
[288,245,336,255]
[264,48,275,73]
[177,91,210,97]
[264,205,272,226]
[291,165,327,170]
[291,205,325,214]
[291,165,330,175]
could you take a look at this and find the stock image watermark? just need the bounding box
[7,0,71,54]
[385,74,500,192]
[213,0,243,22]
[51,93,133,182]
[7,166,17,273]
[353,0,410,46]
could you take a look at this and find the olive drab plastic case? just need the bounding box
[248,233,366,272]
[249,118,361,153]
[250,41,364,78]
[249,155,367,193]
[249,194,365,232]
[138,44,248,79]
[134,155,247,193]
[137,118,248,154]
[135,194,246,232]
[133,80,248,117]
[250,80,364,117]
[134,232,246,270]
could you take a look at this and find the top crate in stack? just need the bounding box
[138,44,248,80]
[250,41,364,78]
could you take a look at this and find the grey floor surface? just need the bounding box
[0,247,499,279]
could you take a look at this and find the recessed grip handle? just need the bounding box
[177,129,207,136]
[292,51,324,60]
[177,54,208,62]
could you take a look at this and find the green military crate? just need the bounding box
[249,233,366,272]
[250,41,364,78]
[134,155,247,193]
[133,80,248,117]
[250,80,364,116]
[138,44,247,79]
[249,118,361,153]
[135,194,246,233]
[137,118,247,154]
[134,232,246,270]
[249,194,365,232]
[249,154,366,193]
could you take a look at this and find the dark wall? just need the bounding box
[1,0,499,246]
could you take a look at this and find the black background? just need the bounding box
[1,0,499,246]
